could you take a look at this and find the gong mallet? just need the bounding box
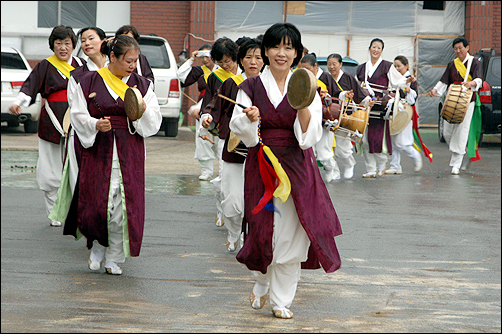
[88,92,106,119]
[182,91,198,104]
[217,94,249,110]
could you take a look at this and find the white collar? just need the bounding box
[316,67,323,79]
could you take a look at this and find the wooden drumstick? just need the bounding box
[217,94,249,110]
[89,92,105,119]
[182,91,198,104]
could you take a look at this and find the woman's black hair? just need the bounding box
[300,53,317,67]
[211,37,238,62]
[77,26,106,41]
[261,22,303,68]
[394,55,409,66]
[115,25,140,42]
[236,36,252,47]
[100,35,139,59]
[369,38,385,50]
[48,25,77,51]
[237,38,262,71]
[327,53,343,63]
[199,43,212,51]
[452,37,469,48]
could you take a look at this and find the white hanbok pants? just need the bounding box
[251,196,310,309]
[334,134,356,171]
[221,161,244,243]
[313,128,337,172]
[443,101,475,169]
[194,118,218,176]
[389,122,421,171]
[361,130,388,173]
[37,137,65,218]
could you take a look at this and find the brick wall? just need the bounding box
[465,1,501,54]
[131,1,215,126]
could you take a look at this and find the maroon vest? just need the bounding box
[235,76,342,274]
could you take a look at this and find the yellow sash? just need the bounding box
[97,67,129,101]
[454,57,473,82]
[334,78,343,91]
[201,65,212,83]
[46,54,74,79]
[317,78,327,91]
[231,74,245,86]
[214,67,235,84]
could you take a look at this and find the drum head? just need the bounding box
[227,131,241,152]
[390,104,412,135]
[124,87,145,121]
[287,68,317,110]
[62,108,70,135]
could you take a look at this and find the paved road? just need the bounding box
[1,125,501,332]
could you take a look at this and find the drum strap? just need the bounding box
[454,56,473,82]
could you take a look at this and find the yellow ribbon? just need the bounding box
[201,65,212,83]
[213,67,235,84]
[454,57,473,82]
[262,145,291,203]
[231,73,245,86]
[97,67,129,101]
[317,78,327,92]
[46,54,74,79]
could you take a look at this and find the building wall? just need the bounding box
[465,1,501,54]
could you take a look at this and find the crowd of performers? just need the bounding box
[9,21,482,319]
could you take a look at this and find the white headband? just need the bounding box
[197,50,211,58]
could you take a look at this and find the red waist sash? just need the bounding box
[47,89,68,102]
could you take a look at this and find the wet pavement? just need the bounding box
[1,124,501,332]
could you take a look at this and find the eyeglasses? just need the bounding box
[217,58,233,66]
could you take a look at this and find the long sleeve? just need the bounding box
[293,92,323,149]
[132,82,162,138]
[229,89,259,148]
[71,82,99,148]
[177,58,195,84]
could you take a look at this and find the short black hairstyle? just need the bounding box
[211,37,238,62]
[327,53,343,63]
[300,53,317,67]
[77,26,106,41]
[261,22,303,68]
[236,36,252,47]
[452,37,469,48]
[49,25,77,51]
[199,44,212,51]
[369,38,385,50]
[115,25,140,42]
[237,38,262,71]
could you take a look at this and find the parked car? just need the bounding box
[438,49,501,143]
[1,47,41,133]
[317,56,359,77]
[77,33,181,137]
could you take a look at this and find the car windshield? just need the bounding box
[1,52,27,70]
[139,38,170,69]
[486,56,501,83]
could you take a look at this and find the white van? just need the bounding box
[77,34,181,137]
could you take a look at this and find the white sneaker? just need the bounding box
[343,166,354,179]
[199,172,212,181]
[385,168,402,175]
[50,220,62,227]
[88,259,101,271]
[226,240,238,252]
[362,172,377,178]
[377,166,386,176]
[325,169,340,182]
[414,157,423,172]
[451,167,460,175]
[215,214,224,227]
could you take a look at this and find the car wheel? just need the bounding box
[438,110,445,143]
[24,119,39,133]
[164,118,179,137]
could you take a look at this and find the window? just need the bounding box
[38,1,97,28]
[423,1,445,10]
[1,52,27,70]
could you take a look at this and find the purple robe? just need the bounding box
[236,76,342,274]
[439,58,483,103]
[337,72,369,105]
[180,65,208,101]
[356,60,393,154]
[63,71,151,256]
[19,57,85,144]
